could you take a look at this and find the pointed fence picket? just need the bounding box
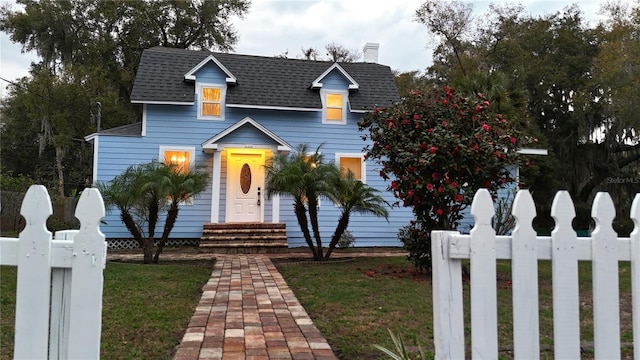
[432,189,640,360]
[0,185,106,360]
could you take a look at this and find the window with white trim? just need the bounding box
[302,152,321,208]
[159,146,196,174]
[335,153,366,183]
[159,146,197,204]
[197,83,226,120]
[321,89,348,125]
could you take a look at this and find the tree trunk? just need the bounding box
[154,204,179,263]
[307,195,323,260]
[294,200,318,260]
[120,210,143,243]
[55,145,66,197]
[324,210,350,260]
[142,238,154,264]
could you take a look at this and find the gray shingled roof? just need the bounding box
[130,47,399,111]
[98,122,142,137]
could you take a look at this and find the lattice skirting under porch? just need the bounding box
[107,238,199,249]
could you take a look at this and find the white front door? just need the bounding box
[226,150,265,222]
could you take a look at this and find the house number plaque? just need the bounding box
[240,163,251,194]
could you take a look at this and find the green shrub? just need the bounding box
[337,230,356,248]
[398,221,431,273]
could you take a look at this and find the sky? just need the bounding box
[0,0,606,98]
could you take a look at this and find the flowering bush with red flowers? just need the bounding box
[359,86,521,270]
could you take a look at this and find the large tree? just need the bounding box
[416,0,640,231]
[0,0,249,193]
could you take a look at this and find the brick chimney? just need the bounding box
[362,43,379,63]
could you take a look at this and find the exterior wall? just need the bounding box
[95,62,411,246]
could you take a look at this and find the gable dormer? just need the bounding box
[311,63,359,125]
[184,55,237,121]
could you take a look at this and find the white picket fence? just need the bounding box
[0,185,107,360]
[432,189,640,359]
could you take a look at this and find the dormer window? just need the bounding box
[326,93,343,121]
[198,83,226,120]
[321,89,348,125]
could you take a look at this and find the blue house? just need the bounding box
[87,44,415,250]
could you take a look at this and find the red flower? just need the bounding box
[451,181,457,188]
[482,124,490,131]
[438,186,444,193]
[431,172,439,179]
[429,146,437,154]
[385,144,391,150]
[407,166,415,173]
[484,180,491,188]
[483,100,490,106]
[391,181,398,190]
[413,114,420,120]
[442,99,448,106]
[426,183,434,191]
[419,143,428,151]
[509,136,517,144]
[436,208,443,216]
[441,120,448,126]
[453,194,463,203]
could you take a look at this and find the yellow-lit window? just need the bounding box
[202,87,221,116]
[164,150,190,174]
[339,157,362,180]
[326,93,343,121]
[303,155,318,169]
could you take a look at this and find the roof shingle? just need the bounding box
[130,47,400,111]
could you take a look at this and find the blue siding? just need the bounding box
[321,69,350,90]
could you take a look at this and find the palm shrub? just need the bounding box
[265,144,389,261]
[265,144,337,260]
[99,160,208,264]
[154,163,209,263]
[324,170,388,259]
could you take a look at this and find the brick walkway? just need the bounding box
[173,255,338,360]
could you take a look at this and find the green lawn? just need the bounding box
[276,257,635,359]
[1,260,213,360]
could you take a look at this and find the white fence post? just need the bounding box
[510,190,539,359]
[629,194,640,360]
[14,185,53,359]
[431,230,464,359]
[0,185,106,360]
[67,188,106,359]
[550,191,581,358]
[469,189,498,359]
[590,192,620,358]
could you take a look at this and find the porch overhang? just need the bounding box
[201,117,292,154]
